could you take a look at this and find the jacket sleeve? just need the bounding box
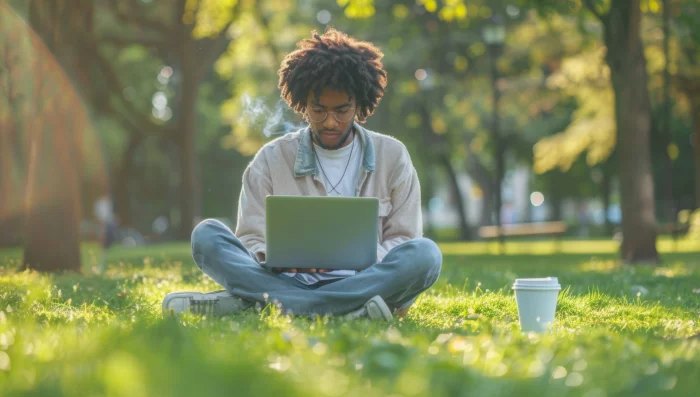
[234,150,272,262]
[378,145,423,259]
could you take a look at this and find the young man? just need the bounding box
[163,28,442,321]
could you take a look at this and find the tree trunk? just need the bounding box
[464,154,494,228]
[549,196,563,222]
[0,128,22,247]
[0,6,28,247]
[691,97,700,208]
[417,104,471,240]
[602,0,659,263]
[22,80,84,272]
[20,0,92,271]
[176,73,201,239]
[548,171,564,222]
[421,157,436,240]
[174,0,202,239]
[112,133,143,228]
[480,184,494,227]
[28,0,94,101]
[437,153,471,241]
[0,67,17,246]
[23,71,84,272]
[602,163,614,236]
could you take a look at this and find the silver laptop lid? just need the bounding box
[265,195,378,270]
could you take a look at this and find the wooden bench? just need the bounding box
[478,221,568,239]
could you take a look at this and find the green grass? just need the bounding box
[1,244,699,396]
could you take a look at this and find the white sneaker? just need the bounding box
[344,295,393,322]
[162,290,250,317]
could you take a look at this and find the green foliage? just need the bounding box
[534,47,615,174]
[184,0,239,38]
[1,245,700,395]
[8,0,697,240]
[167,0,698,219]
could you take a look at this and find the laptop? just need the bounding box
[263,195,378,270]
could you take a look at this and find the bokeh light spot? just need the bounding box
[530,192,545,207]
[317,10,331,25]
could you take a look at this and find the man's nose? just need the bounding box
[323,112,338,130]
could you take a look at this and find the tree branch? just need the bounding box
[191,0,242,81]
[91,44,170,136]
[105,0,171,37]
[193,21,236,81]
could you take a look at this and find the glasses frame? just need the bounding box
[307,107,356,123]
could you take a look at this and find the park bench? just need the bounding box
[478,221,568,239]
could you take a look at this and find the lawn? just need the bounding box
[1,243,699,396]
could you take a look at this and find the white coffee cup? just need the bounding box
[512,277,561,333]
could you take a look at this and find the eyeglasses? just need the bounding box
[307,107,356,123]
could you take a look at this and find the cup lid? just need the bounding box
[512,277,561,290]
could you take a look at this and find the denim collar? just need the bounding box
[293,122,376,177]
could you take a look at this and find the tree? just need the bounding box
[532,42,618,229]
[583,0,659,262]
[521,0,659,261]
[98,0,237,238]
[680,76,700,207]
[674,1,700,208]
[26,0,170,238]
[334,0,598,235]
[383,8,474,240]
[1,1,92,271]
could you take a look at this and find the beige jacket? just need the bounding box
[234,122,423,262]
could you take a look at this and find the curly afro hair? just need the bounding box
[278,27,388,123]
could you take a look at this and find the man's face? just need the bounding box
[306,88,356,150]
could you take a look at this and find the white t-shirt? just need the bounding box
[288,133,364,285]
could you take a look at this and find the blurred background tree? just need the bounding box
[1,1,95,270]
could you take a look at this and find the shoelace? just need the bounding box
[190,298,218,316]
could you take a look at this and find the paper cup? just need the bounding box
[512,277,561,333]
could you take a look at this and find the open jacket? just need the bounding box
[234,122,423,263]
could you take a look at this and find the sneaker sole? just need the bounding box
[163,291,249,317]
[366,296,393,322]
[162,292,202,316]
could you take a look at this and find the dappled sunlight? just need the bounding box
[576,258,621,273]
[653,265,695,279]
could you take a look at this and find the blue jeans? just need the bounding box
[191,219,442,316]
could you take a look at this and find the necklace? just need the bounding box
[311,133,355,196]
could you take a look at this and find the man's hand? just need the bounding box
[272,268,333,274]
